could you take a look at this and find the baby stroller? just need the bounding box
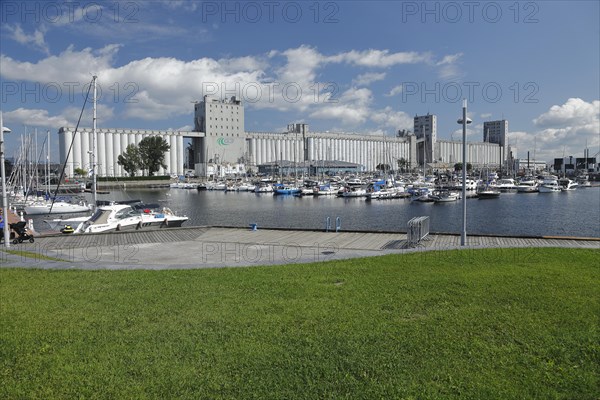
[9,221,35,244]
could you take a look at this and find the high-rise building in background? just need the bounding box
[413,113,437,165]
[483,120,508,147]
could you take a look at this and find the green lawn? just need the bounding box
[1,248,598,399]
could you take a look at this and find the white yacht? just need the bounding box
[494,178,518,192]
[516,177,538,193]
[314,184,339,196]
[24,200,91,215]
[576,175,592,187]
[169,182,197,189]
[538,177,562,193]
[75,204,188,233]
[431,190,460,203]
[254,182,274,193]
[341,186,367,198]
[557,178,578,191]
[477,186,501,199]
[450,178,479,191]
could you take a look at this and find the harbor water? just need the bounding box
[31,187,600,238]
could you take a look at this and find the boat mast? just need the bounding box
[92,75,98,209]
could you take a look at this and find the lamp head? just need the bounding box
[456,118,472,125]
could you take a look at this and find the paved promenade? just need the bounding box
[1,226,598,270]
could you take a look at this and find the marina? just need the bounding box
[21,183,600,239]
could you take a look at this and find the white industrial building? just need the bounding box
[58,97,506,178]
[58,127,192,177]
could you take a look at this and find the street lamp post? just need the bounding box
[1,112,12,247]
[457,100,472,246]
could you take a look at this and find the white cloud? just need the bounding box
[508,98,600,162]
[352,72,386,86]
[436,53,463,66]
[4,24,49,55]
[452,127,478,138]
[370,107,413,131]
[62,104,115,127]
[3,108,70,128]
[158,1,199,11]
[173,125,193,131]
[329,49,432,67]
[3,103,115,131]
[480,113,492,119]
[533,98,599,128]
[0,44,120,83]
[0,44,453,131]
[309,88,372,125]
[435,52,463,80]
[385,85,403,97]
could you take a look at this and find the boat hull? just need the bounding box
[25,202,91,215]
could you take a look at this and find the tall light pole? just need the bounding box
[1,112,12,247]
[457,100,472,246]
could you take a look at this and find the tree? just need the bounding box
[74,167,87,177]
[397,157,408,173]
[376,163,391,172]
[138,136,170,176]
[117,144,141,177]
[454,162,473,172]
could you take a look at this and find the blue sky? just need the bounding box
[1,0,599,162]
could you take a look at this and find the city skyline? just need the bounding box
[1,1,598,163]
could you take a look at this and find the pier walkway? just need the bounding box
[1,226,598,270]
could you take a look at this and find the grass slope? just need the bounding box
[1,248,599,399]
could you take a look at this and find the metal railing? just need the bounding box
[407,216,430,247]
[325,216,342,232]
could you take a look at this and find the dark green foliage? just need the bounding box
[138,136,170,176]
[117,144,141,177]
[454,162,473,172]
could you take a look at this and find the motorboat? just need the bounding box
[345,177,365,186]
[341,186,367,198]
[494,178,518,192]
[558,178,578,191]
[431,190,460,203]
[43,200,140,231]
[538,178,562,193]
[169,182,196,189]
[75,204,188,234]
[476,185,501,199]
[410,187,434,202]
[300,187,316,195]
[273,184,300,195]
[254,183,274,193]
[314,184,339,196]
[24,199,91,215]
[450,178,479,191]
[576,175,592,187]
[516,178,539,193]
